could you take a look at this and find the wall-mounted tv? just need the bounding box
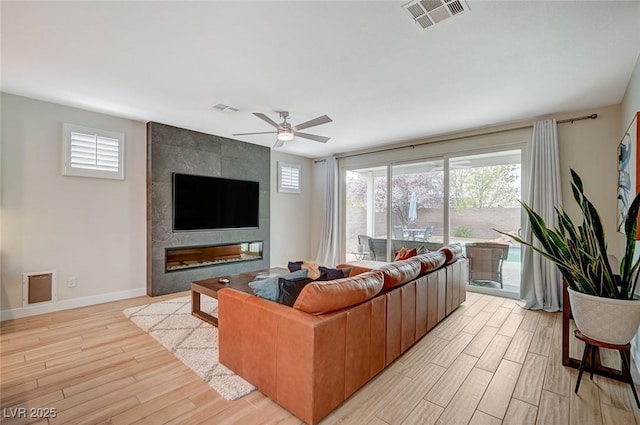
[172,173,260,231]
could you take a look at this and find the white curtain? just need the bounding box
[315,156,339,266]
[520,119,563,311]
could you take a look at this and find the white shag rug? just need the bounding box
[123,295,255,400]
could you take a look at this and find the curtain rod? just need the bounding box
[313,113,598,163]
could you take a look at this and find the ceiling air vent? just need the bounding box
[211,103,239,112]
[402,0,469,30]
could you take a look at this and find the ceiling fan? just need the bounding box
[233,111,332,148]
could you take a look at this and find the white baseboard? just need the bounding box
[465,284,520,300]
[0,287,147,321]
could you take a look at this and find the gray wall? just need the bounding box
[148,122,270,296]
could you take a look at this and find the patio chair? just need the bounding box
[357,235,372,259]
[414,225,434,241]
[392,226,406,240]
[465,242,510,289]
[368,238,388,261]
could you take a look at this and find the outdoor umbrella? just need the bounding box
[408,192,417,222]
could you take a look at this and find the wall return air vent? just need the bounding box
[402,0,469,30]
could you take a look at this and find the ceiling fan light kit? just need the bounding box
[277,128,294,142]
[233,110,332,148]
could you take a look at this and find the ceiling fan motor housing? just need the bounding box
[279,111,290,120]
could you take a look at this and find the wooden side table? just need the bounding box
[574,329,640,408]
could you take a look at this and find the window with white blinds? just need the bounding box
[63,124,125,180]
[278,162,301,193]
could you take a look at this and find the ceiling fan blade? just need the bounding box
[273,138,285,148]
[232,131,277,136]
[253,112,281,128]
[292,115,332,131]
[295,132,330,143]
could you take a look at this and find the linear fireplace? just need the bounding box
[165,241,263,273]
[147,122,270,296]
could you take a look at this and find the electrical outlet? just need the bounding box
[67,276,77,288]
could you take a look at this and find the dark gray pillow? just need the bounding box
[249,269,308,301]
[317,266,352,281]
[288,261,304,272]
[277,277,314,306]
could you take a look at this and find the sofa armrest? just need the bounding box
[217,288,252,373]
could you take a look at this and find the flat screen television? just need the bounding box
[172,173,259,231]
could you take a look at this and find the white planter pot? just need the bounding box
[568,288,640,345]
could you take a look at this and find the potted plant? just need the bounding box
[500,169,640,345]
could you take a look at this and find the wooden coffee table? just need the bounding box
[191,267,287,326]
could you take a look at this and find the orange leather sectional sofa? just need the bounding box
[218,246,468,425]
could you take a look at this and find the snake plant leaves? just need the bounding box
[496,169,640,300]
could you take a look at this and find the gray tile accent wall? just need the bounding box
[147,122,270,296]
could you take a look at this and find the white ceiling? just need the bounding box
[2,1,639,159]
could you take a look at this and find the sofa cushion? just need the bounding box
[439,243,464,265]
[375,260,421,289]
[248,269,308,301]
[293,271,384,315]
[410,252,446,274]
[277,276,314,306]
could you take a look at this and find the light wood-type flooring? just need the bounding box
[2,290,640,425]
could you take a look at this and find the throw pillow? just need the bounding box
[394,247,409,261]
[288,261,304,272]
[394,247,418,261]
[249,269,308,301]
[285,269,309,280]
[317,266,352,281]
[402,248,418,260]
[416,245,429,255]
[302,261,321,280]
[277,276,314,306]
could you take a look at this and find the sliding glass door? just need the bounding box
[342,148,523,296]
[449,150,522,295]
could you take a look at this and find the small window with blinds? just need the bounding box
[278,162,301,193]
[62,124,125,180]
